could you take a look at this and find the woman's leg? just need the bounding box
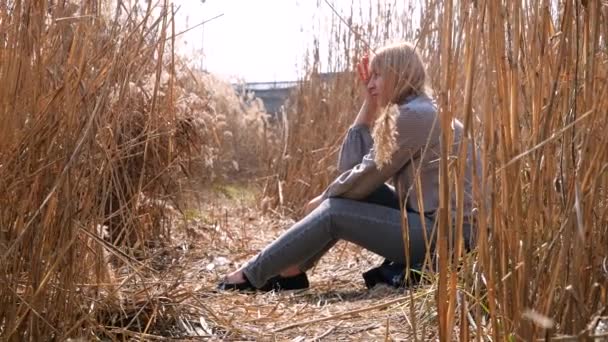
[361,183,400,210]
[242,197,433,288]
[297,183,401,272]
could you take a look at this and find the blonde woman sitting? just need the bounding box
[219,42,478,291]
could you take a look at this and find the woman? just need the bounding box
[219,42,478,291]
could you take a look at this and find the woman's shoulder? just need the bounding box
[397,94,437,119]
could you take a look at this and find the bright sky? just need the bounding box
[171,0,326,82]
[171,0,407,83]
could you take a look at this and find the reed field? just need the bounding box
[1,0,607,341]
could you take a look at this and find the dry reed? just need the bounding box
[0,1,270,339]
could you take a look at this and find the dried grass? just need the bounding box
[0,1,271,340]
[155,192,443,340]
[1,0,608,340]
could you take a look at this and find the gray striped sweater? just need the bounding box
[321,94,478,222]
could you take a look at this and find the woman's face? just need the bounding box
[367,67,393,107]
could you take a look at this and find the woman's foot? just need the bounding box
[224,269,246,284]
[217,269,255,291]
[280,265,304,278]
[260,272,309,291]
[217,267,310,292]
[254,265,308,291]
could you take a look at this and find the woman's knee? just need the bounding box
[317,197,365,234]
[318,197,350,215]
[311,198,350,228]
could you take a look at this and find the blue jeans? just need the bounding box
[242,184,441,288]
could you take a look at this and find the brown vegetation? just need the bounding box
[0,1,270,339]
[1,0,607,341]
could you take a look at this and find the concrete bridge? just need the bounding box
[233,81,298,116]
[234,73,340,116]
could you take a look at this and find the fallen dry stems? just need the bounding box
[272,288,434,333]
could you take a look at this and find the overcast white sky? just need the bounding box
[171,0,332,82]
[171,0,407,83]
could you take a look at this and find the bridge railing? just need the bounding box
[232,80,300,92]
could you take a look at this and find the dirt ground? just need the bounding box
[109,183,441,341]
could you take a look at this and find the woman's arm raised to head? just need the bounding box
[324,97,439,200]
[336,97,380,173]
[336,122,374,173]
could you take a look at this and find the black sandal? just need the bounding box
[217,273,310,292]
[259,273,309,291]
[362,260,424,289]
[217,274,256,292]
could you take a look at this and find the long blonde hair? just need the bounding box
[371,42,430,167]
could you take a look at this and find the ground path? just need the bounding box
[111,183,440,340]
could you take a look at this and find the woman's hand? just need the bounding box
[354,53,379,127]
[303,194,324,216]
